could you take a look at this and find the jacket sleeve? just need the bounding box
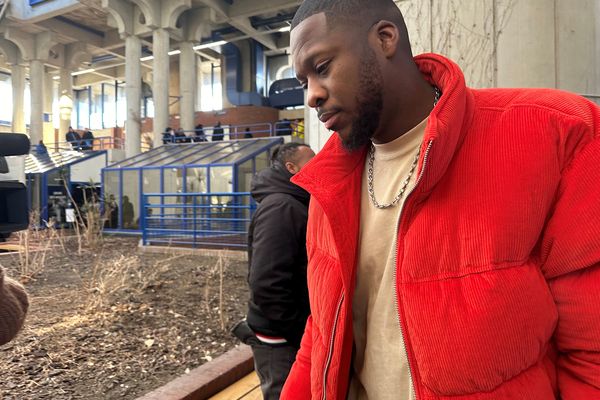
[540,133,600,398]
[247,197,307,339]
[0,268,29,345]
[281,315,313,399]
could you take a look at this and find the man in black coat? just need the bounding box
[243,142,315,400]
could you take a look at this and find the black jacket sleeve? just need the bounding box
[246,194,309,346]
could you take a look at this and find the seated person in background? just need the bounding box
[0,267,29,346]
[162,127,174,144]
[174,128,190,143]
[212,121,225,141]
[35,140,48,155]
[65,126,81,149]
[194,124,207,142]
[81,128,94,150]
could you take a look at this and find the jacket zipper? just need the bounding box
[322,292,345,400]
[392,140,434,400]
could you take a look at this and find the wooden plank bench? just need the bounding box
[208,372,262,400]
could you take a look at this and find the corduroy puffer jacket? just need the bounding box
[281,54,600,400]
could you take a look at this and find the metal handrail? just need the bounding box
[47,136,125,152]
[140,192,256,249]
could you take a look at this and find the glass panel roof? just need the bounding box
[26,150,104,174]
[105,138,282,170]
[210,141,272,165]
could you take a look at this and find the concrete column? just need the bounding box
[152,28,170,146]
[43,70,54,144]
[29,59,44,145]
[58,68,73,137]
[555,0,598,94]
[11,64,26,134]
[497,0,556,88]
[125,34,142,157]
[179,41,196,133]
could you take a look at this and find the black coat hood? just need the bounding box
[250,164,310,206]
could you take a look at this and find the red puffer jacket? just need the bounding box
[282,54,600,400]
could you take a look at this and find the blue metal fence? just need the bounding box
[141,192,256,249]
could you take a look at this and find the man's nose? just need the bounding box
[306,80,326,109]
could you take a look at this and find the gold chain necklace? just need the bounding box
[367,86,441,209]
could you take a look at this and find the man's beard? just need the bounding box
[341,50,383,152]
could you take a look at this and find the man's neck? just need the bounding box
[373,73,436,144]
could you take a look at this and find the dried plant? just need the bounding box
[218,254,226,331]
[201,252,228,331]
[83,253,185,312]
[16,211,63,282]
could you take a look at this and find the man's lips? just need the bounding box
[318,111,340,130]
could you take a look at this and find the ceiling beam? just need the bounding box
[228,0,302,20]
[229,17,277,51]
[36,18,104,48]
[198,0,229,22]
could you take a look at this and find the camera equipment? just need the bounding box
[0,133,30,238]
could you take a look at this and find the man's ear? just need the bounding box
[285,161,299,175]
[371,20,399,59]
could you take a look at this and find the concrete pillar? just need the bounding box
[179,41,196,133]
[58,68,73,138]
[497,0,556,88]
[43,70,54,144]
[29,59,44,145]
[555,0,598,95]
[152,28,170,146]
[11,64,26,134]
[125,34,142,157]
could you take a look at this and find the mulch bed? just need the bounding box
[0,235,249,399]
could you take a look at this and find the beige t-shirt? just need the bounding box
[348,118,428,400]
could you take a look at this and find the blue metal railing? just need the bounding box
[48,136,125,152]
[159,121,303,144]
[141,192,256,249]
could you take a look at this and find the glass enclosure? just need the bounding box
[102,137,283,231]
[26,151,108,225]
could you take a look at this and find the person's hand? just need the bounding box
[0,268,29,346]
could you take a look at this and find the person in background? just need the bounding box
[0,267,28,346]
[35,140,48,155]
[212,121,225,141]
[244,127,253,139]
[65,126,81,150]
[194,124,207,142]
[295,119,305,140]
[233,142,315,400]
[283,0,600,399]
[162,127,174,145]
[81,128,94,151]
[104,194,119,229]
[174,128,187,143]
[277,119,293,136]
[122,196,134,229]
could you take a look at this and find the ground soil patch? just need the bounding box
[0,236,249,400]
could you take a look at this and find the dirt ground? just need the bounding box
[0,235,250,400]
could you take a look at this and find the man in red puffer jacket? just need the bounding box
[282,0,600,399]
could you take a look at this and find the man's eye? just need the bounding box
[316,61,330,75]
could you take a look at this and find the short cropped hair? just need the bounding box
[291,0,404,33]
[271,143,310,165]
